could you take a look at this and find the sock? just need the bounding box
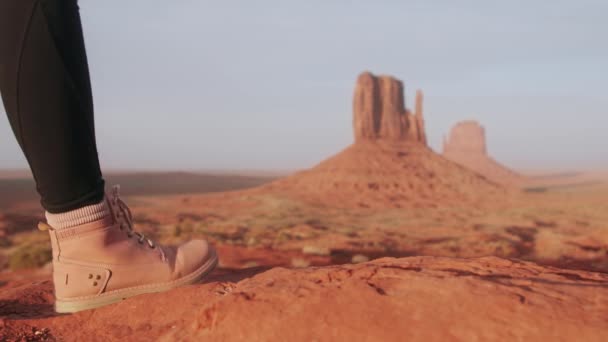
[45,198,110,229]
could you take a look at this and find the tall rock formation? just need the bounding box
[443,121,522,186]
[353,72,426,145]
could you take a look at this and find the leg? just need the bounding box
[0,0,104,213]
[0,0,217,313]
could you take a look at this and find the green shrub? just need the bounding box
[8,242,52,270]
[173,221,195,238]
[173,224,182,237]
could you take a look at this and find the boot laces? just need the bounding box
[110,185,156,249]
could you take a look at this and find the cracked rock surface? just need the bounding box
[1,256,607,341]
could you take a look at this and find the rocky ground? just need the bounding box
[1,256,607,341]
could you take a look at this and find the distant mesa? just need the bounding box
[353,72,427,145]
[262,72,506,208]
[443,121,487,156]
[443,121,522,186]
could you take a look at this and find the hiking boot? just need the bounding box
[41,186,218,313]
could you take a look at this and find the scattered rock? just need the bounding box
[290,258,311,268]
[351,254,370,263]
[241,261,260,268]
[302,246,331,256]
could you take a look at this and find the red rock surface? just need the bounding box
[443,121,523,186]
[1,256,607,341]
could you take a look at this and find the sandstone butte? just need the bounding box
[443,121,523,186]
[352,72,427,144]
[2,73,607,341]
[262,71,507,209]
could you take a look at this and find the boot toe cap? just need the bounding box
[176,239,214,276]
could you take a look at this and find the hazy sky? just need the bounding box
[1,0,606,171]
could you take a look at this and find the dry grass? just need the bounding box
[0,171,606,273]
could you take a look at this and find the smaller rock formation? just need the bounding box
[443,120,487,156]
[353,72,426,145]
[443,121,486,156]
[443,121,522,186]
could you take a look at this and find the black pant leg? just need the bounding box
[0,0,105,213]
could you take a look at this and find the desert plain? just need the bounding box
[0,72,607,341]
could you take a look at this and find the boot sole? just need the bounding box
[54,247,219,313]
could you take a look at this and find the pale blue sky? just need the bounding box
[1,0,606,171]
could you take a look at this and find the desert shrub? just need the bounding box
[173,223,182,238]
[8,241,52,270]
[0,237,11,248]
[171,220,197,240]
[0,252,8,271]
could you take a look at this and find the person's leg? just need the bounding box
[0,0,217,313]
[0,0,105,213]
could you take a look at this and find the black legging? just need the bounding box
[0,0,105,213]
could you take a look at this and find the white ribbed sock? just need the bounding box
[45,198,111,229]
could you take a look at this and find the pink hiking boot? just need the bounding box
[41,186,217,313]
